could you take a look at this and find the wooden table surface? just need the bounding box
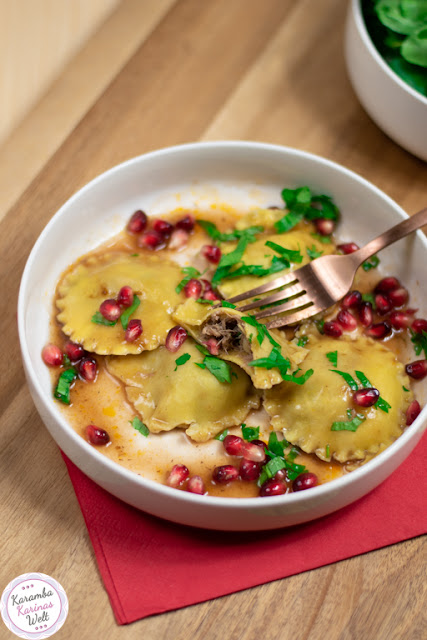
[1,1,426,638]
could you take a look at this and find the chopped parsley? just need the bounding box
[311,233,332,244]
[258,432,307,484]
[325,444,330,458]
[91,311,117,326]
[120,295,141,329]
[174,352,191,370]
[221,300,236,309]
[215,429,229,441]
[194,344,233,384]
[315,318,325,334]
[354,370,391,413]
[331,413,366,432]
[197,220,263,243]
[362,255,380,271]
[130,416,149,437]
[176,266,201,294]
[330,369,359,391]
[54,368,77,404]
[326,351,338,367]
[403,385,410,392]
[410,329,427,359]
[297,335,309,347]
[306,245,323,260]
[274,187,339,234]
[241,315,280,348]
[264,241,303,265]
[196,298,214,305]
[249,346,313,385]
[362,292,376,309]
[241,424,260,441]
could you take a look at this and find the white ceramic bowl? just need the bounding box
[18,141,427,531]
[345,0,427,162]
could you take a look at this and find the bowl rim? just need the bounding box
[351,0,427,106]
[18,140,427,512]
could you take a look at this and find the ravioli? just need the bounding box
[217,230,335,300]
[56,252,182,355]
[234,207,285,231]
[106,340,260,441]
[264,334,413,463]
[172,299,307,389]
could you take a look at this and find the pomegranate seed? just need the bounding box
[138,230,166,250]
[99,298,122,322]
[342,290,362,309]
[184,278,202,299]
[127,210,147,234]
[365,322,391,339]
[337,242,359,254]
[42,344,63,367]
[412,318,427,334]
[223,435,244,456]
[175,214,195,232]
[390,311,412,330]
[202,244,222,264]
[374,293,392,316]
[274,469,287,482]
[200,279,213,293]
[359,302,373,327]
[375,277,400,293]
[125,318,143,342]
[406,400,421,426]
[187,475,205,494]
[336,309,357,331]
[353,387,380,407]
[117,286,133,308]
[153,218,174,238]
[168,229,189,250]
[387,287,408,308]
[86,424,110,445]
[323,321,343,337]
[212,465,239,484]
[165,325,187,352]
[239,459,261,481]
[241,441,267,464]
[314,218,335,236]
[166,464,189,488]
[205,338,220,355]
[405,360,427,380]
[78,357,97,381]
[203,289,221,301]
[260,479,287,497]
[64,340,85,362]
[292,472,318,491]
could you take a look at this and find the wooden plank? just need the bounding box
[1,1,425,638]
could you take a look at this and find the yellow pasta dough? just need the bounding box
[217,230,335,299]
[56,252,182,355]
[172,299,307,389]
[264,334,413,463]
[106,340,260,441]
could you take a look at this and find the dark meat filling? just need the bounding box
[201,312,252,357]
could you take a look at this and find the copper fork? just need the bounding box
[227,207,427,329]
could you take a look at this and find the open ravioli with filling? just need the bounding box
[172,299,307,389]
[216,230,335,300]
[264,334,413,463]
[106,340,260,442]
[56,252,182,355]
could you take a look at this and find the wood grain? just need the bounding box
[1,0,426,638]
[0,0,119,144]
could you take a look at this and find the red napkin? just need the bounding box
[62,432,427,625]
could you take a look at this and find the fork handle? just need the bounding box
[354,207,427,265]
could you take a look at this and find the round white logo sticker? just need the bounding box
[1,573,68,639]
